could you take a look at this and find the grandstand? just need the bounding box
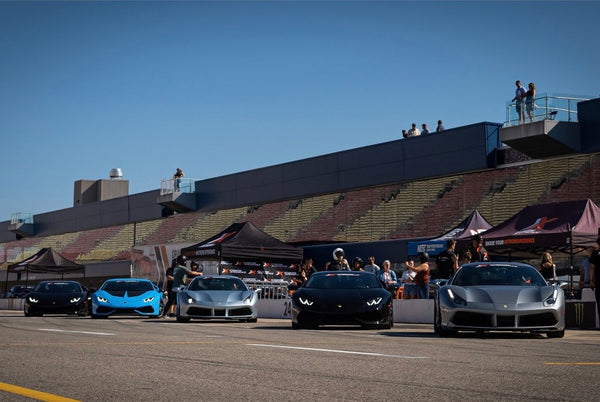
[1,97,599,289]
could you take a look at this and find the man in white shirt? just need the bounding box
[512,80,526,124]
[407,123,421,137]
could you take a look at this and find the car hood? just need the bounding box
[295,288,389,306]
[95,290,157,300]
[184,290,253,303]
[28,292,86,303]
[447,285,556,304]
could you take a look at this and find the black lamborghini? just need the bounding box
[290,271,393,329]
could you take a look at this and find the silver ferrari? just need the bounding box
[176,275,258,323]
[434,262,565,338]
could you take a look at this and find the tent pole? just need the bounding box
[569,232,574,289]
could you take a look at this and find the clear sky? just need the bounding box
[1,1,599,221]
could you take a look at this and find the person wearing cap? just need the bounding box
[352,257,364,271]
[406,252,430,299]
[468,234,489,262]
[328,248,350,271]
[172,255,202,292]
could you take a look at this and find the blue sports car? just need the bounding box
[91,278,164,318]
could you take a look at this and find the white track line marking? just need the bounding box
[247,343,427,359]
[39,328,115,336]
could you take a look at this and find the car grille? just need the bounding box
[96,306,154,314]
[519,312,558,327]
[452,311,493,327]
[186,306,253,317]
[451,311,558,328]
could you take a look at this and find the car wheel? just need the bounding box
[176,316,191,323]
[547,329,565,338]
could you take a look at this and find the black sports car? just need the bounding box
[290,271,393,329]
[24,281,90,317]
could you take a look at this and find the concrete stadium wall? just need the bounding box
[195,122,500,211]
[579,98,600,153]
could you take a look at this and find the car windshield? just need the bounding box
[102,280,154,292]
[35,282,82,293]
[188,277,248,291]
[451,264,547,287]
[303,273,382,289]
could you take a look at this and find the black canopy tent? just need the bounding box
[482,199,600,261]
[5,247,86,291]
[181,222,303,279]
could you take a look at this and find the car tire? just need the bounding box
[547,329,565,338]
[291,321,299,329]
[176,316,191,323]
[434,299,441,334]
[91,313,107,319]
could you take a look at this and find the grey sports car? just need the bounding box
[176,275,258,323]
[434,262,565,338]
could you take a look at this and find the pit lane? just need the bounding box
[0,311,598,401]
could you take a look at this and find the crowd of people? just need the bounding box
[292,235,491,300]
[402,120,445,138]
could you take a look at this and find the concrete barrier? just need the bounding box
[0,298,24,311]
[256,298,434,324]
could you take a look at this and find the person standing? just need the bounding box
[161,259,177,317]
[407,252,430,299]
[363,256,381,275]
[468,234,489,262]
[421,123,430,135]
[436,120,445,132]
[435,239,459,279]
[304,258,318,277]
[172,255,202,291]
[538,251,556,281]
[407,123,421,137]
[173,168,184,191]
[512,80,527,124]
[328,248,350,271]
[525,82,536,123]
[377,260,398,293]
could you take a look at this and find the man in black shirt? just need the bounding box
[468,234,489,262]
[435,239,459,279]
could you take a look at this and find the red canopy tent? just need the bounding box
[482,199,600,259]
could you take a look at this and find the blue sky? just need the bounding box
[1,1,599,221]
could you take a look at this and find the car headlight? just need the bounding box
[96,296,108,303]
[299,297,313,306]
[28,296,38,303]
[447,289,467,306]
[143,297,155,303]
[366,297,383,306]
[544,289,559,306]
[187,297,194,304]
[243,294,254,305]
[70,297,81,303]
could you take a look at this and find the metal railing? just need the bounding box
[504,94,590,127]
[160,178,196,195]
[10,212,33,225]
[244,279,291,300]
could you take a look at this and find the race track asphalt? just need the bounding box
[0,310,598,401]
